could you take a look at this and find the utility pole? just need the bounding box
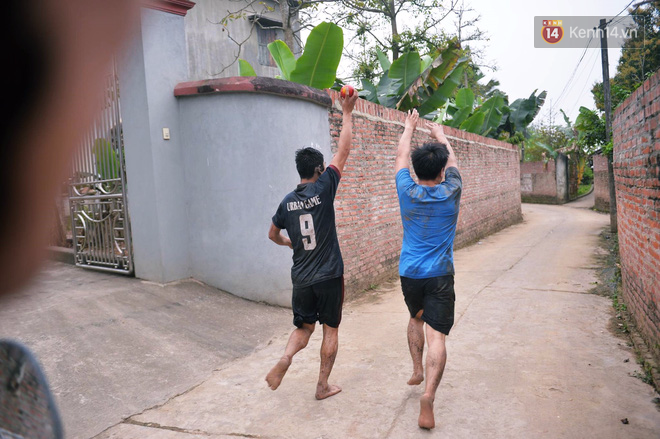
[599,18,618,233]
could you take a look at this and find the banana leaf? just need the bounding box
[389,51,421,93]
[508,90,547,137]
[478,95,505,136]
[417,62,466,117]
[389,40,466,113]
[360,78,379,103]
[290,22,343,89]
[455,88,474,110]
[238,59,256,77]
[395,47,451,111]
[376,47,391,71]
[267,40,296,81]
[427,40,463,89]
[535,141,559,158]
[376,73,402,108]
[420,55,434,74]
[460,111,486,134]
[445,102,459,117]
[447,106,472,128]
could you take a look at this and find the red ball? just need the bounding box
[340,85,355,99]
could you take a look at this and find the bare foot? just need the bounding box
[407,372,424,385]
[418,395,435,429]
[265,357,291,390]
[315,383,342,400]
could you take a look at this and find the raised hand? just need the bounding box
[405,109,419,132]
[429,122,448,143]
[340,91,359,114]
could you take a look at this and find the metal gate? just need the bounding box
[68,64,133,274]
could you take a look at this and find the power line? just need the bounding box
[553,36,595,109]
[554,0,636,117]
[566,46,599,105]
[607,0,636,25]
[558,50,598,113]
[567,51,600,116]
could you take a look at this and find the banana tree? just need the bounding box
[239,22,343,90]
[497,90,547,158]
[443,88,507,136]
[358,39,468,119]
[445,88,475,128]
[499,90,547,139]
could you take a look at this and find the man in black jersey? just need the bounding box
[266,92,358,400]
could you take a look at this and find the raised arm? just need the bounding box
[430,123,458,170]
[329,92,359,175]
[395,109,420,172]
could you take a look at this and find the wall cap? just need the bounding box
[174,77,333,107]
[144,0,196,16]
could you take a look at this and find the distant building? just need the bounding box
[184,0,301,80]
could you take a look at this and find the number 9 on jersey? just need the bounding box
[299,214,317,250]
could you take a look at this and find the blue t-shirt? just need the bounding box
[396,167,462,279]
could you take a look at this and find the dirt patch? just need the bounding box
[589,230,628,340]
[590,228,660,395]
[346,276,400,306]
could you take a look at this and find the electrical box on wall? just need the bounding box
[162,128,171,140]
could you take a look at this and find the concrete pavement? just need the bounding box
[3,193,659,438]
[0,264,291,438]
[94,196,657,438]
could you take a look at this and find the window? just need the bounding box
[252,16,285,67]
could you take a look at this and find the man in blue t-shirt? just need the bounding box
[395,109,462,430]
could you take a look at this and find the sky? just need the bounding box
[321,0,634,125]
[463,0,630,124]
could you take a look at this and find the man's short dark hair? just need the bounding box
[295,147,325,179]
[411,142,449,181]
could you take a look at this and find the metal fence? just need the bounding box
[68,64,133,274]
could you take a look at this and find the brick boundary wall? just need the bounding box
[520,160,559,204]
[593,154,610,212]
[326,91,523,294]
[612,69,660,362]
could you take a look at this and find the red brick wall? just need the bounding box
[520,160,558,203]
[593,154,610,212]
[612,70,660,361]
[327,91,522,294]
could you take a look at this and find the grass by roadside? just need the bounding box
[590,228,660,398]
[578,183,593,197]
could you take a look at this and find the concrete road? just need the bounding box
[91,197,657,438]
[0,264,291,438]
[3,194,659,438]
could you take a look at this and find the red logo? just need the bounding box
[542,19,564,44]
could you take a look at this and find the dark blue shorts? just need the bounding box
[292,276,344,328]
[400,275,455,335]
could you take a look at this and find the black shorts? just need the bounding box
[400,275,455,335]
[292,276,344,328]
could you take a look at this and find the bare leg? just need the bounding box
[315,324,341,400]
[418,325,447,430]
[407,310,425,385]
[266,323,315,390]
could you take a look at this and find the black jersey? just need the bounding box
[272,165,344,287]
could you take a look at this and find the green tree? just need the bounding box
[524,124,570,162]
[574,106,606,152]
[592,1,660,110]
[306,0,462,75]
[463,63,502,100]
